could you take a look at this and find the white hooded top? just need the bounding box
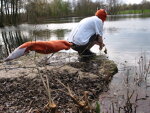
[68,16,103,45]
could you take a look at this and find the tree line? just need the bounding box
[0,0,150,26]
[0,0,23,27]
[119,0,150,14]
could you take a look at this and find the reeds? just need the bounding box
[98,52,150,113]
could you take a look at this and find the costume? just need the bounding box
[5,40,72,61]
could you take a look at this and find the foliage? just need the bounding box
[1,0,150,25]
[106,0,122,15]
[95,101,101,113]
[118,1,150,14]
[74,0,104,16]
[50,0,71,17]
[0,0,24,26]
[25,0,52,23]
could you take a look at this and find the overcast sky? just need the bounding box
[65,0,150,4]
[89,0,150,4]
[123,0,150,4]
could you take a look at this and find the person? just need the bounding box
[68,9,107,58]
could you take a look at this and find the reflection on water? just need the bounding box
[0,31,29,57]
[101,15,150,65]
[0,45,2,59]
[1,14,150,64]
[0,26,72,57]
[99,63,150,112]
[43,17,84,23]
[30,29,71,41]
[107,13,150,21]
[98,15,150,113]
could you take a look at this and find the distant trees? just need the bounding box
[50,0,71,17]
[25,0,51,23]
[74,0,104,16]
[0,0,23,26]
[140,0,150,12]
[25,0,71,23]
[74,0,91,16]
[0,0,150,26]
[106,0,122,15]
[119,0,150,14]
[0,0,4,27]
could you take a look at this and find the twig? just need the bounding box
[36,66,56,112]
[57,79,74,97]
[145,61,150,80]
[26,108,33,113]
[0,66,36,71]
[57,79,92,112]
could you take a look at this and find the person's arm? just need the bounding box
[95,35,105,50]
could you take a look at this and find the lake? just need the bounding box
[1,15,150,65]
[0,14,150,112]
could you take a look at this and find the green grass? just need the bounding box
[118,9,150,14]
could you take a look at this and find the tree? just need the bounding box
[74,0,104,16]
[0,0,4,27]
[141,0,150,13]
[106,0,121,15]
[0,0,23,26]
[50,0,71,17]
[25,0,52,23]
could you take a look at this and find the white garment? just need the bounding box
[68,16,103,45]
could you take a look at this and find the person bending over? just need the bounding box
[68,9,107,57]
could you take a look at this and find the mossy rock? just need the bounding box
[68,55,118,81]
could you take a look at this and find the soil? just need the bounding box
[0,52,118,113]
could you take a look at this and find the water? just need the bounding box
[0,15,150,112]
[103,16,150,65]
[1,15,150,65]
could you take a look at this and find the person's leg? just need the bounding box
[71,34,98,56]
[71,34,98,61]
[77,34,98,56]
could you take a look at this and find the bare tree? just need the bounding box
[0,0,4,27]
[74,0,104,16]
[0,0,23,26]
[106,0,121,15]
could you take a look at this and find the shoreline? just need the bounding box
[0,52,118,112]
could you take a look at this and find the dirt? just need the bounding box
[0,52,118,113]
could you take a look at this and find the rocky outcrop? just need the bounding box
[0,52,118,113]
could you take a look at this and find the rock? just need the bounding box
[0,52,118,113]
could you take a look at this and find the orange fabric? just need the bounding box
[95,9,107,22]
[19,40,72,54]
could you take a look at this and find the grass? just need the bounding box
[118,9,150,14]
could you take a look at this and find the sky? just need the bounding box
[66,0,150,5]
[89,0,150,4]
[123,0,150,4]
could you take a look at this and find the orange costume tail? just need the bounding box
[5,40,72,61]
[21,40,72,54]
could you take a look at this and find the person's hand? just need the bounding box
[104,47,107,54]
[99,43,105,50]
